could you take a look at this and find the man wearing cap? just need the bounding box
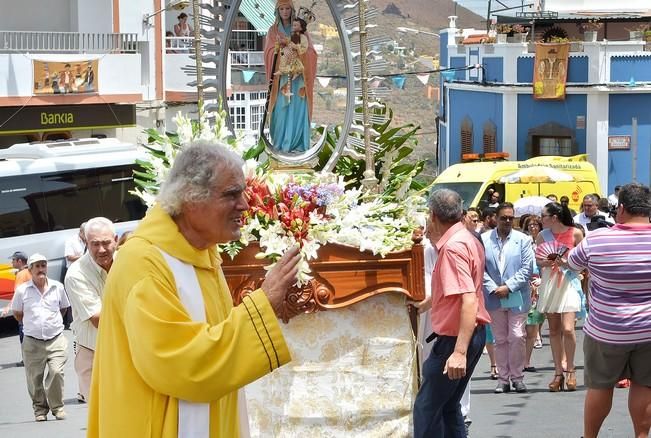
[11,253,70,422]
[64,217,117,403]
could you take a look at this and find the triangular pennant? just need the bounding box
[370,79,381,89]
[242,70,256,83]
[391,76,406,89]
[416,73,430,85]
[441,70,455,82]
[317,76,332,87]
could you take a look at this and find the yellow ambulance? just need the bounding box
[431,153,602,212]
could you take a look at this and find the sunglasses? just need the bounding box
[498,216,514,222]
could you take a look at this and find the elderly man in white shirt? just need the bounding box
[11,254,70,422]
[573,194,614,234]
[64,217,117,403]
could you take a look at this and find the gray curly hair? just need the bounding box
[157,140,244,216]
[428,188,464,224]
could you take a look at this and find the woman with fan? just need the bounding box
[536,202,584,392]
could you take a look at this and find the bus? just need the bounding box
[0,138,148,311]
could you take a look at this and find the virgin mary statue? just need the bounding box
[264,0,317,153]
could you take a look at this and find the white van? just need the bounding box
[0,138,148,308]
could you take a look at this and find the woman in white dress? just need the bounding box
[535,202,583,392]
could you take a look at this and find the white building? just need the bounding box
[0,0,268,148]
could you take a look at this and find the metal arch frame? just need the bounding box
[218,0,355,171]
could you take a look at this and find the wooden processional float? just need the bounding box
[187,1,425,434]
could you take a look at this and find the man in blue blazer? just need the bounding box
[481,202,534,394]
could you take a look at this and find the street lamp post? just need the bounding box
[142,0,189,26]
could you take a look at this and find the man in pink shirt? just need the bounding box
[413,189,491,438]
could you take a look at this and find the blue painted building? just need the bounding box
[438,24,651,194]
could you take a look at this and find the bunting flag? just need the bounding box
[416,73,430,85]
[317,76,332,88]
[441,71,455,82]
[391,75,406,89]
[370,80,382,89]
[242,70,256,84]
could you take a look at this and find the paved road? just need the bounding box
[466,323,633,438]
[0,318,634,438]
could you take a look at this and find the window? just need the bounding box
[249,91,267,101]
[228,92,246,102]
[0,175,47,237]
[40,170,103,231]
[431,182,483,209]
[483,120,497,153]
[229,106,246,130]
[0,165,146,238]
[460,117,473,157]
[231,21,256,51]
[534,136,573,156]
[96,167,147,223]
[250,105,263,131]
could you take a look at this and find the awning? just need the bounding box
[240,0,276,35]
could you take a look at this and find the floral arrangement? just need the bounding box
[625,23,650,33]
[581,19,603,32]
[496,24,512,34]
[512,24,528,34]
[133,103,429,285]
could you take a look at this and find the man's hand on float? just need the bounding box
[261,246,301,318]
[409,296,432,314]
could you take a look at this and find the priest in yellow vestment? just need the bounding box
[87,141,301,437]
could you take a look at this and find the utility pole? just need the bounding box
[192,0,203,118]
[632,117,638,181]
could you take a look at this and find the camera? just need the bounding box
[586,214,613,231]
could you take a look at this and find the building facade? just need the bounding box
[438,16,651,195]
[0,0,268,149]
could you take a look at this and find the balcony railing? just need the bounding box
[165,36,194,53]
[230,51,264,67]
[0,31,138,53]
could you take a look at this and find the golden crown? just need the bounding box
[296,2,316,24]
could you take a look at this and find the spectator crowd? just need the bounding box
[3,140,650,438]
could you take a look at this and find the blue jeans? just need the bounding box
[413,325,486,438]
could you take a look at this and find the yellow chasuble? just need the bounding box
[87,205,291,438]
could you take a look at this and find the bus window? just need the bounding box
[96,166,147,223]
[0,175,48,237]
[40,170,103,231]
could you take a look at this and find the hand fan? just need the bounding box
[535,240,568,261]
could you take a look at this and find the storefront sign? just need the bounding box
[0,104,135,134]
[33,59,98,95]
[608,135,631,150]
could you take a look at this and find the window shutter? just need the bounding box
[460,117,473,158]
